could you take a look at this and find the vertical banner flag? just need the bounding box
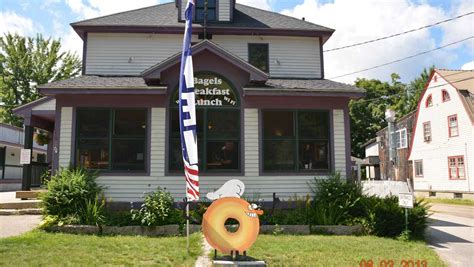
[179,0,199,201]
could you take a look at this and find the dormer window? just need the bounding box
[442,90,450,102]
[425,94,433,107]
[195,0,216,22]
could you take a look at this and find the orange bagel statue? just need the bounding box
[202,179,263,255]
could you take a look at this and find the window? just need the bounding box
[414,160,423,177]
[448,156,465,179]
[262,110,330,172]
[425,94,433,107]
[169,73,240,173]
[395,128,407,149]
[448,114,458,137]
[248,44,269,73]
[195,0,216,22]
[423,122,431,142]
[442,90,450,102]
[76,108,148,172]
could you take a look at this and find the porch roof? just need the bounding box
[34,75,364,98]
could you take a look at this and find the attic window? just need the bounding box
[425,94,433,107]
[442,90,450,102]
[195,0,216,22]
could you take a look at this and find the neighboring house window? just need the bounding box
[425,94,433,107]
[414,160,423,177]
[448,156,465,179]
[262,110,330,172]
[248,43,269,73]
[76,108,148,172]
[195,0,216,22]
[423,122,431,142]
[395,128,407,149]
[442,90,450,102]
[448,114,459,137]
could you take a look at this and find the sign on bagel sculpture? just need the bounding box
[202,179,263,255]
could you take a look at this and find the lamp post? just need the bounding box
[385,109,396,180]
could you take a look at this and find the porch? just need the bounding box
[10,97,56,191]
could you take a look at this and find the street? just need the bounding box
[426,203,474,267]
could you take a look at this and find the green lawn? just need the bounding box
[243,235,445,266]
[423,198,474,206]
[0,231,201,266]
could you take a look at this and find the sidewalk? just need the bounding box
[0,215,42,238]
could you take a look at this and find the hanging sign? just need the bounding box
[173,72,238,107]
[20,149,31,164]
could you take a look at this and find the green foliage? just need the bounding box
[130,187,182,226]
[360,195,429,239]
[309,173,363,224]
[79,196,105,226]
[264,197,311,225]
[349,68,433,157]
[40,168,103,225]
[0,33,81,126]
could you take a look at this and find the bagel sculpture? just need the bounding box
[202,179,263,255]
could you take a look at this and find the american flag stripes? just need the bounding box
[179,0,199,202]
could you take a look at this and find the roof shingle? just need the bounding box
[71,3,334,33]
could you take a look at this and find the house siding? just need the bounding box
[67,107,348,202]
[85,33,322,78]
[333,109,347,178]
[58,107,73,168]
[218,0,231,21]
[409,74,474,193]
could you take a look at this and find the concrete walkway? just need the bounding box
[0,215,42,238]
[427,204,474,267]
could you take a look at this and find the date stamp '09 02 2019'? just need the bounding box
[359,259,428,267]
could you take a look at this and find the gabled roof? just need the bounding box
[71,3,334,42]
[142,39,269,82]
[436,69,474,122]
[436,69,474,93]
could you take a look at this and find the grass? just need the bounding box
[423,198,474,206]
[0,231,201,266]
[240,235,446,266]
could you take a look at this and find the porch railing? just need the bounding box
[31,162,49,187]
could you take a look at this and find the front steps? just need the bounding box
[0,189,44,212]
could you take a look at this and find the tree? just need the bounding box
[349,68,435,158]
[349,74,405,158]
[0,33,81,126]
[400,66,434,116]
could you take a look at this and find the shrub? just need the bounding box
[40,168,103,225]
[130,187,182,226]
[264,197,311,225]
[79,196,105,226]
[309,172,364,224]
[361,195,429,239]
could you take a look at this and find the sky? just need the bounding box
[0,0,473,84]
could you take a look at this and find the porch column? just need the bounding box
[21,124,34,191]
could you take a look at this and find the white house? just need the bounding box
[13,1,364,203]
[409,69,474,199]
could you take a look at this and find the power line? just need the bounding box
[353,77,474,103]
[328,36,474,80]
[324,11,474,52]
